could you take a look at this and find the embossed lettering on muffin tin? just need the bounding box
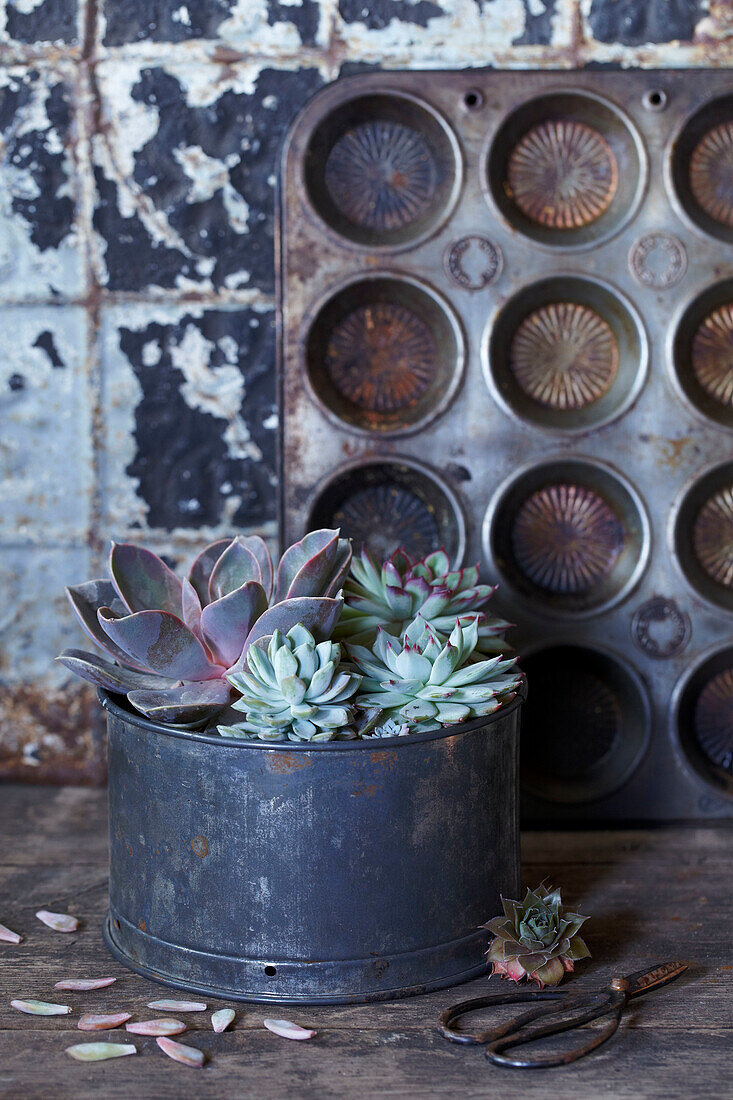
[280,70,733,820]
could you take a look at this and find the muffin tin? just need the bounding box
[278,70,733,822]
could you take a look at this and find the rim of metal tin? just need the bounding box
[285,80,464,256]
[669,640,733,801]
[299,270,467,439]
[667,458,733,616]
[482,453,652,621]
[305,452,469,569]
[663,93,733,245]
[480,273,650,436]
[516,637,652,805]
[99,678,526,750]
[480,86,648,254]
[664,275,733,435]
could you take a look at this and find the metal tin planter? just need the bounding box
[101,686,524,1004]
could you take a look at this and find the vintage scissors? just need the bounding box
[438,960,687,1068]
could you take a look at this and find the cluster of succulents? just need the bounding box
[57,530,350,726]
[346,616,522,734]
[222,625,361,742]
[59,530,523,742]
[484,882,591,989]
[335,546,511,656]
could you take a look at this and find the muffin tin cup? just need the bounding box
[672,643,733,798]
[668,94,733,245]
[482,275,648,434]
[307,456,467,566]
[671,460,733,614]
[301,273,465,438]
[483,89,647,251]
[667,278,733,432]
[483,456,650,619]
[519,642,651,805]
[300,90,462,252]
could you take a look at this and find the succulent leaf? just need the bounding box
[127,681,232,724]
[188,539,234,603]
[273,530,351,602]
[348,615,521,735]
[199,581,268,667]
[110,543,183,617]
[234,596,344,665]
[55,649,176,694]
[98,609,223,682]
[483,882,590,989]
[66,581,149,670]
[208,538,263,600]
[221,624,361,742]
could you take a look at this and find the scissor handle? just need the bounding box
[486,990,626,1069]
[438,988,577,1046]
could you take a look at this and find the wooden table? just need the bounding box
[0,785,730,1099]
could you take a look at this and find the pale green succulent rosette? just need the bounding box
[484,882,591,989]
[336,547,512,657]
[220,624,362,743]
[347,615,522,735]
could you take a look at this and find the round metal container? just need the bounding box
[101,687,523,1004]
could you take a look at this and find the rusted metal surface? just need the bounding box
[279,69,733,822]
[102,687,523,1003]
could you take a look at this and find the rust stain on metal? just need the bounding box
[506,119,618,229]
[0,683,104,784]
[692,304,733,407]
[190,836,209,858]
[267,751,313,774]
[138,919,146,933]
[368,750,399,771]
[509,301,619,409]
[511,484,624,594]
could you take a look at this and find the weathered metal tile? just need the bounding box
[0,0,81,50]
[0,66,85,299]
[0,545,104,783]
[585,0,706,46]
[99,301,278,536]
[334,0,575,64]
[0,305,92,542]
[92,60,326,294]
[99,0,332,50]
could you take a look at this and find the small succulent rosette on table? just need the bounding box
[484,882,591,989]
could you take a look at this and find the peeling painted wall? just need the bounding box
[0,0,730,782]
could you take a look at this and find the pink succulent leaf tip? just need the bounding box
[483,881,590,988]
[58,530,347,727]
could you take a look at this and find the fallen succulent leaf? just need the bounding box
[35,910,78,933]
[11,999,71,1016]
[211,1008,235,1033]
[156,1036,205,1067]
[126,1018,186,1036]
[55,978,116,991]
[263,1018,316,1040]
[147,999,206,1012]
[0,923,22,944]
[66,1043,137,1062]
[78,1012,132,1031]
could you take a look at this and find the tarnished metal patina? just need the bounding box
[279,70,733,820]
[102,688,523,1004]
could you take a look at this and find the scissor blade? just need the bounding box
[624,961,688,998]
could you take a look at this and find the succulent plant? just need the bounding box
[336,546,511,655]
[484,882,591,989]
[221,624,361,742]
[347,615,522,734]
[57,530,351,726]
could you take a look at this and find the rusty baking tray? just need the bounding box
[277,70,733,823]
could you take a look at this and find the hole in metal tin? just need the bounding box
[309,460,464,564]
[486,92,644,248]
[676,647,733,796]
[488,459,648,615]
[671,279,733,430]
[303,93,459,248]
[643,88,667,112]
[672,95,733,243]
[305,277,463,435]
[675,463,733,612]
[486,277,646,433]
[463,89,483,110]
[521,645,649,803]
[264,965,277,976]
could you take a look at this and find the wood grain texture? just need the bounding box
[0,784,731,1099]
